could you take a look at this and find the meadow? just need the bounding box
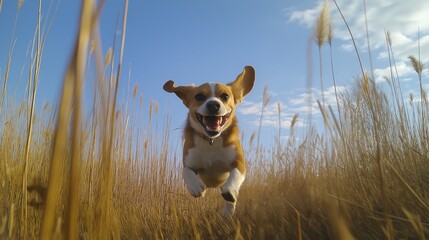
[1,1,428,239]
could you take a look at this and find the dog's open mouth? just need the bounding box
[196,112,230,136]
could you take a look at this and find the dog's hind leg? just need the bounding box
[220,168,245,216]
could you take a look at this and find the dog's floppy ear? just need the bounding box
[163,80,195,107]
[228,66,255,104]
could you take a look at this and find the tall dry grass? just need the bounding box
[1,0,429,239]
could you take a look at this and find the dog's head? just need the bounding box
[163,66,255,138]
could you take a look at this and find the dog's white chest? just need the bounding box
[185,138,236,170]
[184,137,237,187]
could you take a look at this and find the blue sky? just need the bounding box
[1,0,428,146]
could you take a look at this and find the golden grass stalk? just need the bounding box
[363,0,374,79]
[408,31,424,109]
[234,220,244,240]
[326,199,355,240]
[386,162,429,211]
[314,1,330,108]
[332,3,397,236]
[332,0,365,77]
[361,74,393,239]
[39,40,74,240]
[317,100,330,129]
[65,0,96,239]
[408,55,425,107]
[95,0,128,238]
[22,0,42,237]
[40,0,98,238]
[8,203,14,239]
[276,100,282,158]
[327,22,343,131]
[288,203,302,240]
[0,39,16,114]
[384,30,409,133]
[256,85,270,151]
[403,208,426,240]
[409,37,427,149]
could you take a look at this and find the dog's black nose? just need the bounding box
[206,101,220,113]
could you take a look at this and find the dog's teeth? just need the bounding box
[203,116,222,130]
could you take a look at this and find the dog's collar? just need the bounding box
[192,129,228,146]
[194,130,216,145]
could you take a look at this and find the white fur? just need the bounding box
[220,169,245,216]
[221,168,245,201]
[197,83,229,117]
[183,167,206,197]
[197,99,228,116]
[208,82,216,96]
[222,201,236,217]
[189,114,204,135]
[184,136,236,187]
[186,135,236,168]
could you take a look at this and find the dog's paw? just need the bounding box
[220,184,240,203]
[221,191,236,202]
[186,179,207,198]
[183,167,207,197]
[222,201,236,217]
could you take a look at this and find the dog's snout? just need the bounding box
[206,101,221,113]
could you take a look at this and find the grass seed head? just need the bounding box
[262,85,271,108]
[104,48,113,67]
[291,113,299,129]
[328,24,333,46]
[408,55,424,74]
[132,84,138,98]
[18,0,24,10]
[314,1,330,48]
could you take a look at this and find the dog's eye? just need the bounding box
[220,93,229,101]
[195,93,206,101]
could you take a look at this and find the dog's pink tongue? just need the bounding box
[203,116,222,130]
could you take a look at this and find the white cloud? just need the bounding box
[287,0,429,53]
[340,43,354,52]
[373,61,413,83]
[286,1,326,28]
[238,86,347,129]
[239,101,263,116]
[286,0,429,100]
[240,100,305,130]
[247,116,306,131]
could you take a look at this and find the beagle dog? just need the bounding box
[163,66,255,216]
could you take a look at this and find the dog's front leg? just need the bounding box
[183,167,207,197]
[220,168,245,216]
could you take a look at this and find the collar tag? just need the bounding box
[192,128,221,146]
